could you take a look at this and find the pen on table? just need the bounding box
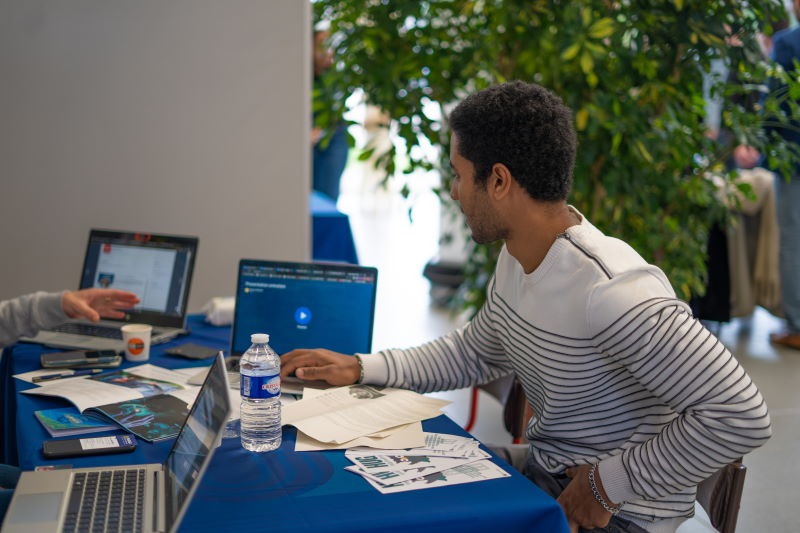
[32,369,103,383]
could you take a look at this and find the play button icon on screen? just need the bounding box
[294,307,312,326]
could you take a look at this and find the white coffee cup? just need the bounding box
[120,324,153,362]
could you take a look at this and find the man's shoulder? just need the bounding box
[566,224,649,275]
[772,26,800,58]
[774,25,800,43]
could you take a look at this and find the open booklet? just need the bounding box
[22,365,202,442]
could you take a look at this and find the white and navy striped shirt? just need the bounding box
[360,213,771,525]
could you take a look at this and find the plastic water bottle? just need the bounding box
[239,333,282,452]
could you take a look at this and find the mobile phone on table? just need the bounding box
[40,350,122,369]
[42,435,137,459]
[165,343,220,360]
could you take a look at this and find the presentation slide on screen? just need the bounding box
[94,245,177,312]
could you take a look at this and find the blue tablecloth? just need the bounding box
[3,316,569,532]
[311,191,359,265]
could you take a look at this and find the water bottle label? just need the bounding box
[241,373,280,399]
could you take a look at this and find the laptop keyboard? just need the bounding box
[63,469,146,533]
[53,323,123,340]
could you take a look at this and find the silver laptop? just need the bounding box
[22,229,199,351]
[2,351,231,533]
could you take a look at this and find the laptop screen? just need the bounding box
[163,352,230,530]
[230,260,378,356]
[79,229,198,328]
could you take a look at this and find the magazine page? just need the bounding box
[21,364,192,414]
[89,394,190,442]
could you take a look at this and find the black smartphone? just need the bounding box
[40,350,122,369]
[165,343,220,360]
[42,435,137,459]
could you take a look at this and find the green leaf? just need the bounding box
[588,18,615,40]
[562,43,582,61]
[635,140,654,163]
[576,108,590,131]
[580,51,594,75]
[357,147,376,161]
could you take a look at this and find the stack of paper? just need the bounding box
[282,384,451,451]
[344,432,510,494]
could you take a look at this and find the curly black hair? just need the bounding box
[448,81,576,202]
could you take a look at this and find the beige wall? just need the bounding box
[0,0,311,312]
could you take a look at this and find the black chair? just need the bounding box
[695,460,747,533]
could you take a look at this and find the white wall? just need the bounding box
[0,0,310,312]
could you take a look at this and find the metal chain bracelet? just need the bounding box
[588,464,621,516]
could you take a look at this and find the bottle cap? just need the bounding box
[251,333,269,344]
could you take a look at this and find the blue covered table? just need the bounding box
[3,316,569,532]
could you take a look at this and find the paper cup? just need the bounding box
[121,324,152,362]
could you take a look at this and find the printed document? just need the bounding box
[282,384,450,444]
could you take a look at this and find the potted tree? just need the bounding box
[313,0,799,314]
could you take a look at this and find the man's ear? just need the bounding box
[489,163,513,200]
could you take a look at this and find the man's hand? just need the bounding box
[280,349,360,386]
[558,465,615,532]
[61,289,140,323]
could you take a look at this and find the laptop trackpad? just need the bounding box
[6,492,62,525]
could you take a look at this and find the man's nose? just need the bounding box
[450,180,458,200]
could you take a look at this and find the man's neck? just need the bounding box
[505,203,580,274]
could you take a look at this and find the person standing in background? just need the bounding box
[312,28,350,202]
[766,0,800,350]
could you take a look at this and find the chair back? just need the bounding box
[695,460,747,533]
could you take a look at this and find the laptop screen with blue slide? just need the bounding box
[230,260,378,356]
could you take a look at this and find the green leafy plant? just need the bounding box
[314,0,800,314]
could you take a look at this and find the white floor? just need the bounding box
[337,163,798,533]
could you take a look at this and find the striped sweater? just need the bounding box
[360,213,771,526]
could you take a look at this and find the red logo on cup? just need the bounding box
[127,338,145,355]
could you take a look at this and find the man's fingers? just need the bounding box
[281,353,328,378]
[296,366,327,380]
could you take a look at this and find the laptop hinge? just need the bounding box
[154,469,167,533]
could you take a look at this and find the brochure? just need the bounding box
[90,394,190,442]
[23,364,199,442]
[34,407,117,438]
[344,433,508,493]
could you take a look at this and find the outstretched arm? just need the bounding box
[61,289,140,322]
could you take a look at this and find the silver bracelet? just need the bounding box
[588,464,621,515]
[354,354,365,384]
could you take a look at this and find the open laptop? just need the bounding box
[22,229,199,351]
[230,259,378,357]
[2,351,231,533]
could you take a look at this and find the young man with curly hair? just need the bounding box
[281,81,771,533]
